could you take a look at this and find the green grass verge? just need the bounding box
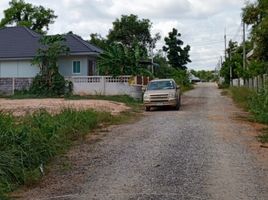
[181,84,194,93]
[257,129,268,144]
[222,86,268,143]
[0,105,141,198]
[65,95,141,106]
[228,87,255,110]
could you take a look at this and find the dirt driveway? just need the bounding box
[15,83,268,200]
[0,98,129,116]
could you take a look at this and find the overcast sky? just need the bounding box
[0,0,249,71]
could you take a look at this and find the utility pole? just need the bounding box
[242,22,246,86]
[230,51,233,86]
[151,48,154,74]
[224,29,227,61]
[225,30,232,86]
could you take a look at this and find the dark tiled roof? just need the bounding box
[0,26,102,59]
[65,34,102,54]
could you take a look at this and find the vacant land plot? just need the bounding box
[0,99,129,116]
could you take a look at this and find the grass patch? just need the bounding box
[1,90,63,99]
[218,83,229,89]
[222,86,268,143]
[181,84,194,93]
[228,87,255,110]
[0,106,139,198]
[257,129,268,144]
[65,95,143,113]
[226,87,268,122]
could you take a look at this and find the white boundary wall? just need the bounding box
[0,76,143,99]
[67,76,143,99]
[232,74,267,91]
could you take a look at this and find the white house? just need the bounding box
[0,26,102,78]
[0,26,143,98]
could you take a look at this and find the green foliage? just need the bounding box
[249,84,268,124]
[220,40,244,85]
[242,2,260,25]
[171,69,191,86]
[191,70,216,82]
[242,0,268,68]
[65,95,142,111]
[221,0,268,82]
[30,73,71,96]
[163,28,191,71]
[229,87,255,110]
[107,14,156,52]
[253,17,268,63]
[246,60,267,77]
[0,0,57,34]
[89,33,109,50]
[228,85,268,124]
[0,109,114,198]
[153,52,191,88]
[257,129,268,143]
[31,35,72,96]
[95,15,162,77]
[98,43,151,76]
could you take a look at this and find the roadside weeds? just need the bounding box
[0,96,142,199]
[220,87,268,145]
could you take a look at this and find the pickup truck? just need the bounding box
[143,79,181,111]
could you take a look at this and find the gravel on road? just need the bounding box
[16,83,268,200]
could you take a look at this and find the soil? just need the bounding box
[0,99,129,116]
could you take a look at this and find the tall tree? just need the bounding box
[242,0,268,69]
[89,33,109,50]
[0,0,57,34]
[163,28,191,71]
[107,14,159,54]
[220,40,244,84]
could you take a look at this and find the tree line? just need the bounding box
[0,0,192,95]
[220,0,268,86]
[90,14,192,86]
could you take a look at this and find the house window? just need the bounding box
[73,61,81,74]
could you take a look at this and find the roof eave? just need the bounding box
[68,52,101,56]
[0,57,34,61]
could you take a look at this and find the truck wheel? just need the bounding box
[175,98,181,110]
[145,106,151,111]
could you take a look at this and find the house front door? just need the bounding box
[88,60,94,76]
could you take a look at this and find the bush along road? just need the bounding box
[14,83,268,200]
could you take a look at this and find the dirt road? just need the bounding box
[18,83,268,200]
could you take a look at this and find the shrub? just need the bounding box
[30,73,72,96]
[229,87,254,110]
[249,85,268,124]
[228,85,268,124]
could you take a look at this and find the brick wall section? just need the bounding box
[0,78,33,95]
[15,78,33,90]
[0,78,13,94]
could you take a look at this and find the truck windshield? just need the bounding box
[147,81,175,90]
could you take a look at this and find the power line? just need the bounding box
[191,43,224,48]
[190,56,221,62]
[187,40,224,46]
[231,22,243,42]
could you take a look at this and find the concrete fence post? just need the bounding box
[102,76,106,95]
[12,77,15,95]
